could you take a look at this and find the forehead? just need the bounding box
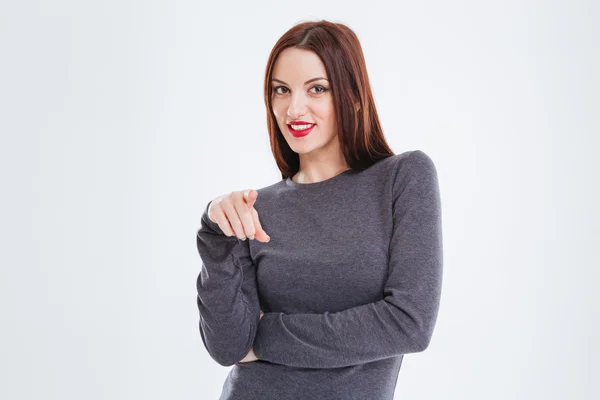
[272,47,328,81]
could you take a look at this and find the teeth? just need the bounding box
[290,124,313,131]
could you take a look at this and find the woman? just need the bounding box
[196,20,443,400]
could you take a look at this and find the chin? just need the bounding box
[288,144,313,155]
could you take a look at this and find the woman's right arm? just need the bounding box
[195,199,262,367]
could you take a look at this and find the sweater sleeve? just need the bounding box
[252,150,443,368]
[195,200,262,367]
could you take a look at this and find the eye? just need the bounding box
[311,85,328,94]
[273,86,289,94]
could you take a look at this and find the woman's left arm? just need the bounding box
[251,151,443,369]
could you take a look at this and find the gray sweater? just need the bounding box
[195,150,443,400]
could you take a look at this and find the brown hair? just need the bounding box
[263,20,396,179]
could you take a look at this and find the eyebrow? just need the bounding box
[272,77,329,85]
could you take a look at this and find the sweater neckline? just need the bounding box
[285,168,354,188]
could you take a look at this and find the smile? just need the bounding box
[287,124,315,137]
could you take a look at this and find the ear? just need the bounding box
[354,102,361,112]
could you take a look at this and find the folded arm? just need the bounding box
[252,151,443,368]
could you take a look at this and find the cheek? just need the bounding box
[314,102,335,124]
[271,100,286,120]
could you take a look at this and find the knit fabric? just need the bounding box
[196,150,443,400]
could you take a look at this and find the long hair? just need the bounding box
[263,20,396,180]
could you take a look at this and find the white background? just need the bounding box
[1,1,598,399]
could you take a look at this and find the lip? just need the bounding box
[287,123,315,138]
[288,120,315,125]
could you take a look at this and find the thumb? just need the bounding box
[243,189,258,207]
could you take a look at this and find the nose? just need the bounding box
[286,93,308,119]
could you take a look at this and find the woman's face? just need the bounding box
[271,47,338,157]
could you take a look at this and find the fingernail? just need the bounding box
[241,236,247,241]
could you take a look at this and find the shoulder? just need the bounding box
[255,178,286,197]
[389,150,440,202]
[252,178,289,211]
[391,149,437,172]
[390,150,438,181]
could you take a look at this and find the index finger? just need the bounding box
[251,207,270,242]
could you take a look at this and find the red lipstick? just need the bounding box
[287,122,315,138]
